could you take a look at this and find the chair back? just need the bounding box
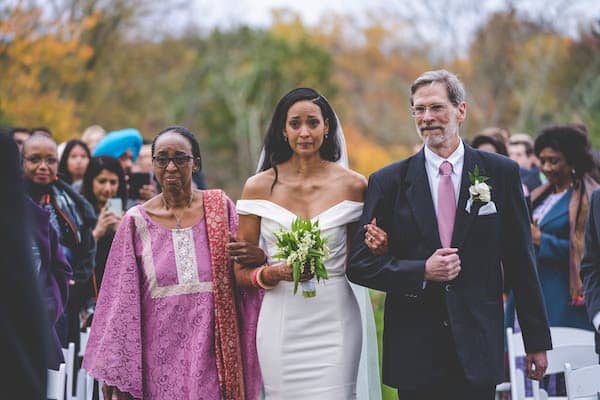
[545,345,597,375]
[565,363,600,400]
[62,342,75,400]
[78,327,91,358]
[506,327,596,400]
[550,327,595,347]
[47,363,66,400]
[506,328,528,400]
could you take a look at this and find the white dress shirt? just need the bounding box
[423,139,465,216]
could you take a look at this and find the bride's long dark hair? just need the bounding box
[259,88,341,190]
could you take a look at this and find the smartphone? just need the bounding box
[128,172,151,199]
[106,198,123,217]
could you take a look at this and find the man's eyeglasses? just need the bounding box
[410,103,449,118]
[152,155,194,168]
[24,155,58,165]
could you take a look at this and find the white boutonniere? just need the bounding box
[468,165,491,203]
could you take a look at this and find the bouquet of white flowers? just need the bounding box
[273,218,329,298]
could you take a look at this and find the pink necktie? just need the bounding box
[437,161,456,248]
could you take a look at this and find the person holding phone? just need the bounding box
[81,156,127,295]
[94,128,157,204]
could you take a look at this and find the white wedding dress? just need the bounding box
[237,199,381,400]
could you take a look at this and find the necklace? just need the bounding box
[162,191,194,229]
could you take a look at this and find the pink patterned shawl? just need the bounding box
[82,190,262,399]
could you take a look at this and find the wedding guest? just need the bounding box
[93,128,142,175]
[83,126,263,400]
[480,126,511,146]
[58,139,91,191]
[581,188,600,362]
[27,196,73,368]
[22,133,97,348]
[31,126,53,137]
[94,128,156,202]
[81,125,106,154]
[530,125,600,329]
[509,134,543,193]
[233,88,381,400]
[470,133,508,156]
[132,140,153,173]
[0,134,49,400]
[80,156,127,315]
[9,126,30,153]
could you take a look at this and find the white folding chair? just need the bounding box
[550,327,595,348]
[504,327,530,400]
[531,344,597,400]
[62,342,76,400]
[564,363,600,400]
[503,327,596,400]
[47,363,66,400]
[75,369,87,400]
[85,372,94,400]
[78,327,91,358]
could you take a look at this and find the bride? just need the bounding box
[233,88,381,400]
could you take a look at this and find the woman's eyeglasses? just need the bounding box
[152,155,194,168]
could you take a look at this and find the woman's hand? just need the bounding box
[531,220,541,247]
[102,383,130,400]
[364,218,388,256]
[261,262,313,286]
[227,233,267,267]
[93,208,121,240]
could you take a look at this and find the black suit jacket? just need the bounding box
[580,189,600,354]
[347,144,552,388]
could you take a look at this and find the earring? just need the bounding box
[283,136,288,142]
[324,132,329,140]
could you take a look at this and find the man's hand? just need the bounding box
[525,351,548,380]
[424,248,461,282]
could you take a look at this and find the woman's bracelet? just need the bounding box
[256,265,275,290]
[251,267,260,288]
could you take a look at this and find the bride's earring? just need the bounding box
[324,132,329,140]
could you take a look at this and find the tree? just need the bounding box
[0,2,95,141]
[173,25,335,195]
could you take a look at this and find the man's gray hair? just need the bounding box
[410,69,466,107]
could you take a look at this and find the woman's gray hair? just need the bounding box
[410,69,466,107]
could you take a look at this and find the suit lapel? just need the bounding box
[451,145,483,249]
[405,149,442,250]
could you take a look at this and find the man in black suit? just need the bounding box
[347,70,552,399]
[580,189,600,361]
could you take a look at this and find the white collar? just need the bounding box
[424,139,464,175]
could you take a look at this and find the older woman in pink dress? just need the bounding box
[83,126,263,400]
